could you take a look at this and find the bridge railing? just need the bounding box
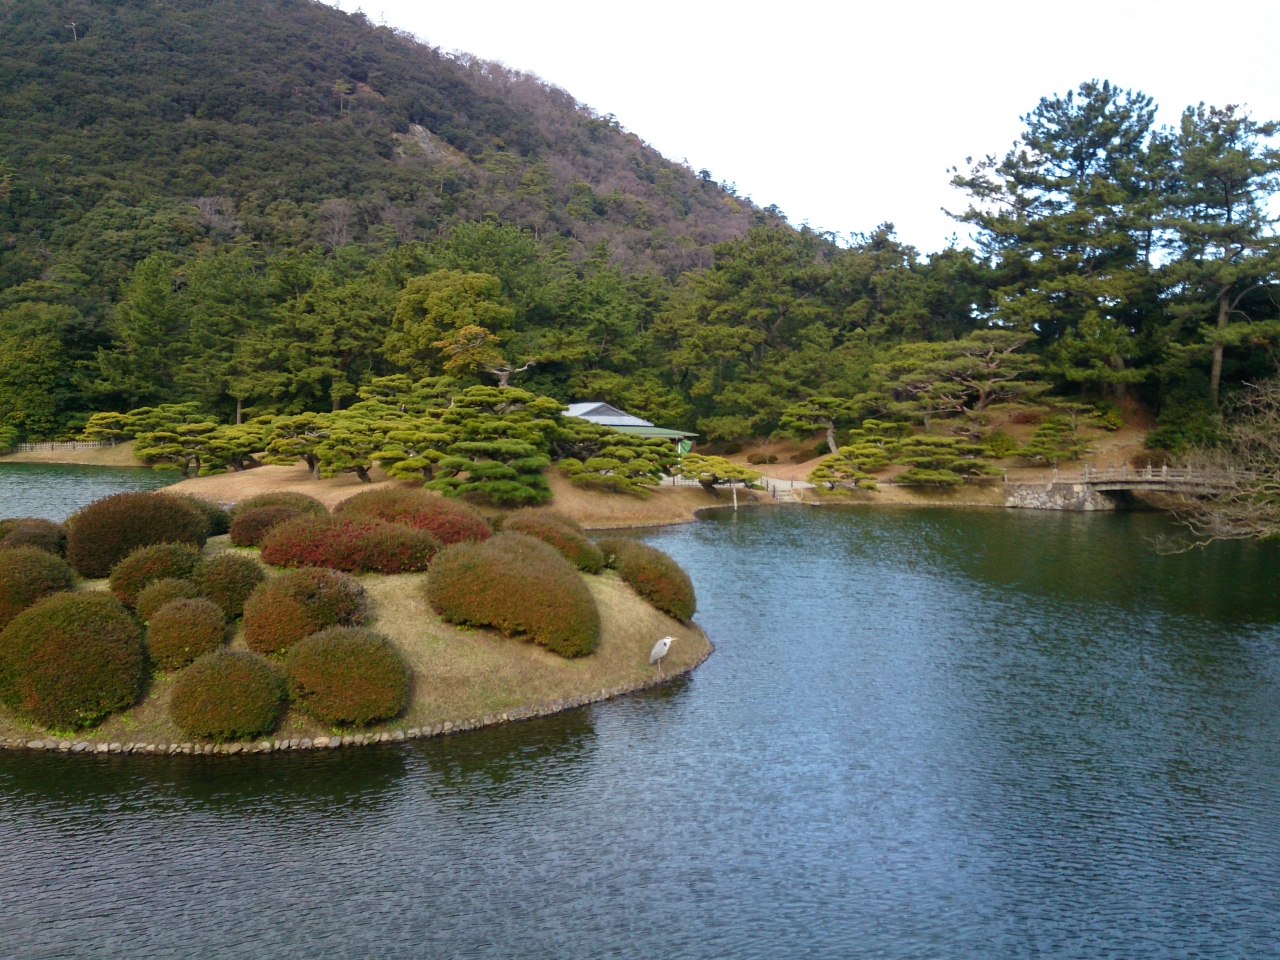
[1039,463,1239,485]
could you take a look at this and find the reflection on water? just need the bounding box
[1,506,1278,959]
[0,462,178,521]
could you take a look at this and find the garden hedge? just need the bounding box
[169,650,284,741]
[65,492,207,578]
[0,518,66,556]
[335,487,491,544]
[242,567,367,655]
[598,538,697,621]
[229,505,302,547]
[0,592,145,729]
[503,512,604,573]
[146,597,227,669]
[427,532,600,657]
[260,515,439,574]
[0,547,76,628]
[229,492,328,518]
[108,542,203,608]
[285,627,409,727]
[135,578,202,622]
[162,494,231,537]
[193,553,265,618]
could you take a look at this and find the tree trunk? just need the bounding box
[331,396,342,412]
[354,465,371,483]
[305,454,320,481]
[825,420,838,455]
[235,397,243,425]
[1109,356,1127,400]
[1209,292,1230,408]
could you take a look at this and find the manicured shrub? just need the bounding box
[169,650,284,741]
[229,491,328,518]
[242,567,367,655]
[427,532,600,657]
[260,515,439,574]
[230,505,302,546]
[335,487,491,544]
[147,597,226,669]
[285,627,410,727]
[0,592,145,729]
[65,492,207,578]
[503,512,604,573]
[193,552,265,618]
[598,538,697,621]
[0,518,66,556]
[135,578,202,622]
[162,494,231,536]
[109,542,203,608]
[0,547,76,628]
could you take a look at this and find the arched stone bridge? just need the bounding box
[1005,465,1235,511]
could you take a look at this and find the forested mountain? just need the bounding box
[1,1,1278,458]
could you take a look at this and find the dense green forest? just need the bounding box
[1,0,1278,458]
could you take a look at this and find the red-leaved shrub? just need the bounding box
[503,512,604,573]
[108,542,203,608]
[229,505,302,546]
[135,578,202,622]
[161,494,231,537]
[336,487,491,544]
[427,532,600,657]
[146,597,226,669]
[242,568,367,655]
[169,650,284,741]
[193,552,265,618]
[285,627,410,727]
[0,518,66,556]
[229,492,328,518]
[65,492,207,578]
[0,547,75,628]
[598,538,696,621]
[260,515,439,574]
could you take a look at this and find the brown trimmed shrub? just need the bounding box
[285,627,409,727]
[503,512,604,573]
[242,568,367,655]
[169,650,284,741]
[147,598,226,669]
[162,494,231,537]
[193,553,265,619]
[427,532,600,657]
[336,487,492,544]
[229,505,302,546]
[0,592,145,729]
[65,492,207,578]
[229,491,328,518]
[135,578,201,622]
[598,538,696,621]
[108,543,203,608]
[0,518,66,556]
[260,515,439,574]
[0,547,76,628]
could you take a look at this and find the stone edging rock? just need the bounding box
[0,643,713,758]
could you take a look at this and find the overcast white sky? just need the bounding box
[356,0,1280,254]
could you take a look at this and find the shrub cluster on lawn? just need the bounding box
[147,597,227,669]
[0,547,76,628]
[242,568,367,655]
[427,532,600,657]
[229,492,328,518]
[162,494,230,537]
[0,518,67,556]
[66,492,207,578]
[335,487,491,545]
[0,592,146,729]
[108,543,203,608]
[503,511,604,573]
[260,515,439,574]
[193,553,265,619]
[598,538,696,622]
[135,578,201,621]
[285,627,409,727]
[230,505,303,546]
[169,650,284,741]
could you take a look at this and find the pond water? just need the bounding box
[0,462,178,521]
[2,487,1279,958]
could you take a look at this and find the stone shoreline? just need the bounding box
[0,642,713,758]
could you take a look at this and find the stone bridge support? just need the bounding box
[1004,481,1127,511]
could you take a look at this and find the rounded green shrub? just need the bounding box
[147,597,226,669]
[427,532,600,657]
[503,512,604,573]
[169,650,284,741]
[598,538,696,621]
[336,487,492,544]
[0,592,145,729]
[0,547,76,628]
[229,491,328,518]
[193,552,265,619]
[109,542,203,608]
[135,578,202,622]
[229,505,302,546]
[242,567,367,655]
[285,627,410,727]
[162,494,231,536]
[66,492,207,578]
[260,515,439,574]
[0,518,66,556]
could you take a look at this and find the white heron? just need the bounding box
[649,636,675,677]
